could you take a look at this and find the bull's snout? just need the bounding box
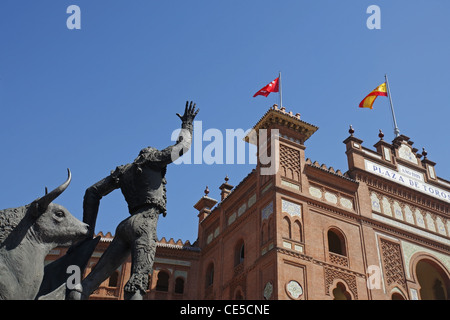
[72,221,90,240]
[80,222,90,236]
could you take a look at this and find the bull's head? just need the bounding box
[31,169,89,246]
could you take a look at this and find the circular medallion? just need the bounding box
[263,282,273,300]
[286,280,303,299]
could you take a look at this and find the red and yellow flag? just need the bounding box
[359,82,388,109]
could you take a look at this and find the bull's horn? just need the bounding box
[37,169,72,214]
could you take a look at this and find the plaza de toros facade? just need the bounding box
[45,105,450,300]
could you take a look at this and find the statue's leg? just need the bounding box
[123,208,159,300]
[68,218,132,300]
[82,237,130,298]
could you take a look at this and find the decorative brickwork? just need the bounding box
[324,267,358,299]
[280,144,301,181]
[229,274,246,299]
[380,239,407,290]
[370,191,449,237]
[329,252,349,268]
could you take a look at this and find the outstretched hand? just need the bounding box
[176,101,199,124]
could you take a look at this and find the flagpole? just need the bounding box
[279,71,282,108]
[385,74,400,137]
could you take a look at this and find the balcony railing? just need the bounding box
[234,263,244,277]
[329,252,349,268]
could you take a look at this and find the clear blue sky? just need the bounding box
[1,1,449,243]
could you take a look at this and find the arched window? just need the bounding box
[293,220,302,242]
[261,226,265,245]
[261,222,268,244]
[206,263,214,288]
[268,218,273,240]
[282,217,291,239]
[108,270,119,287]
[156,271,169,292]
[416,259,449,300]
[239,243,245,264]
[174,277,185,294]
[235,240,245,266]
[327,229,347,256]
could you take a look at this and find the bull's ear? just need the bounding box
[36,169,72,214]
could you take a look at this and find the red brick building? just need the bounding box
[46,105,450,300]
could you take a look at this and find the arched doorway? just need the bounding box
[332,282,351,300]
[391,292,405,300]
[416,259,449,300]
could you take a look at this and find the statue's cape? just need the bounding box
[35,236,101,300]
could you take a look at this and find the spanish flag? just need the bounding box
[359,82,388,109]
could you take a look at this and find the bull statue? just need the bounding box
[0,169,90,300]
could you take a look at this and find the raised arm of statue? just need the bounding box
[83,172,121,237]
[137,101,199,166]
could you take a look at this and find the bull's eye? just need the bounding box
[53,211,65,220]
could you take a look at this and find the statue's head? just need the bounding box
[133,146,158,165]
[138,147,158,156]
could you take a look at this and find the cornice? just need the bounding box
[353,168,449,215]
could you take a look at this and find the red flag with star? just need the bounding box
[253,77,280,97]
